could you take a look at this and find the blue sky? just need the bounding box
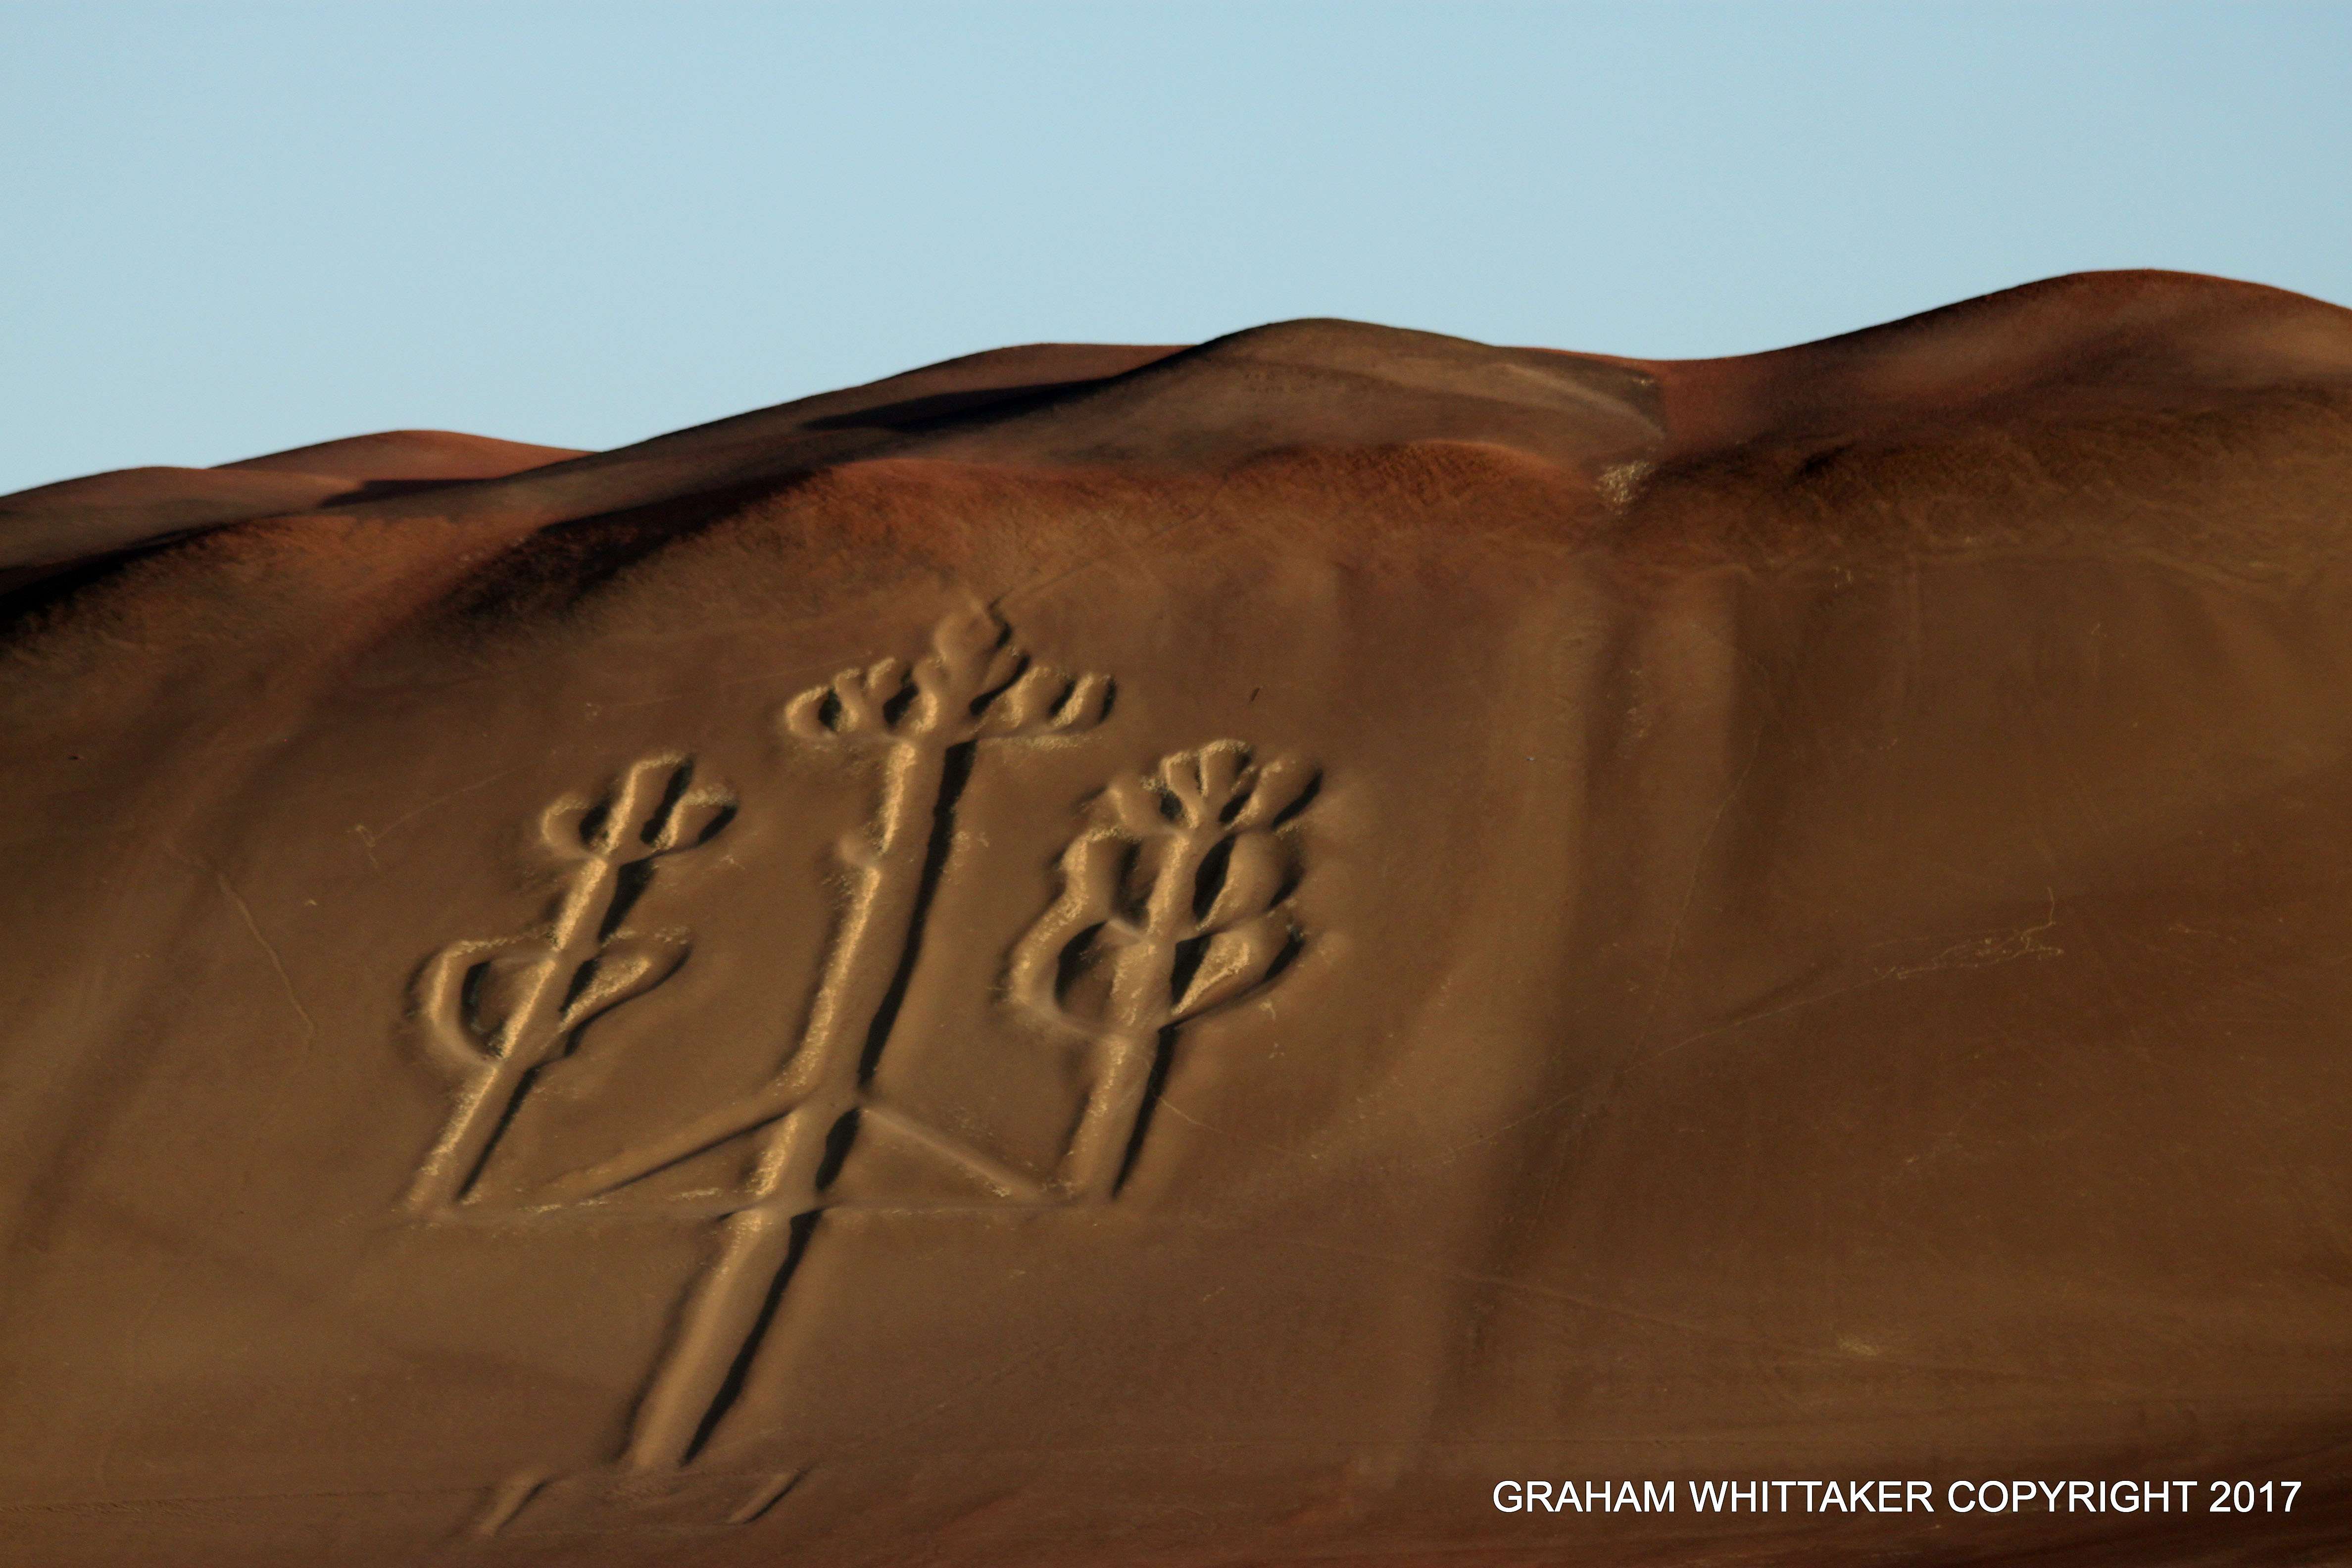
[4,2,2348,494]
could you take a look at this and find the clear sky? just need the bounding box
[4,2,2348,495]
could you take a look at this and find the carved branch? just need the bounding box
[406,755,731,1216]
[1009,740,1318,1202]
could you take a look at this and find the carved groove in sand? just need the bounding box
[607,608,1114,1482]
[1009,739,1315,1200]
[403,609,1317,1533]
[406,754,735,1216]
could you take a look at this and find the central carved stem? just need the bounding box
[623,735,947,1470]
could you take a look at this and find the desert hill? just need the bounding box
[4,271,2352,1567]
[9,268,2350,575]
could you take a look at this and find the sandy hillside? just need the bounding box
[5,271,2352,1567]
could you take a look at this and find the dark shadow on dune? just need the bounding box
[804,377,1130,435]
[0,532,206,631]
[436,476,813,632]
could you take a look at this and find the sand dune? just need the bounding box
[216,429,588,482]
[0,429,586,587]
[4,271,2351,1567]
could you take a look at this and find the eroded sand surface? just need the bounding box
[5,272,2352,1566]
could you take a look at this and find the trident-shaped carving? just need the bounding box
[408,612,1329,1536]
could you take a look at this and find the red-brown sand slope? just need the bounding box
[0,430,586,585]
[5,272,2352,1568]
[217,430,589,482]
